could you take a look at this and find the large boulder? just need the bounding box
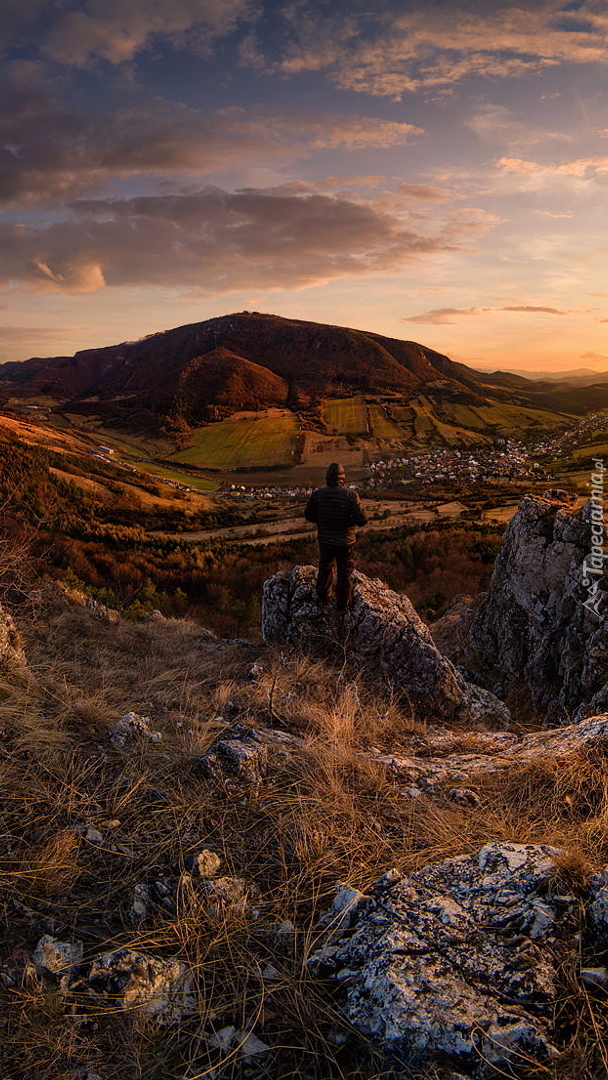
[311,843,577,1077]
[262,566,510,725]
[471,491,608,722]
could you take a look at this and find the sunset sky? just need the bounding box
[1,0,607,372]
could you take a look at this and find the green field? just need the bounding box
[411,400,435,434]
[367,405,407,441]
[323,395,368,435]
[171,414,299,469]
[135,462,219,490]
[439,403,492,430]
[474,403,576,428]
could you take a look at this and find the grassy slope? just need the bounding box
[172,414,299,469]
[323,395,368,435]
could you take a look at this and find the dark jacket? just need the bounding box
[304,483,367,546]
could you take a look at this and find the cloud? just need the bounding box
[403,303,573,324]
[0,187,493,294]
[499,305,570,314]
[254,1,608,98]
[465,104,571,152]
[0,82,423,206]
[397,183,451,201]
[5,1,608,90]
[403,307,482,325]
[4,0,254,67]
[497,155,608,179]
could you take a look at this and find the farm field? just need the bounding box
[571,441,608,460]
[171,413,300,469]
[474,402,576,428]
[323,395,368,434]
[135,461,219,491]
[367,405,407,441]
[438,402,492,430]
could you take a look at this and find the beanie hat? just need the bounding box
[326,462,346,485]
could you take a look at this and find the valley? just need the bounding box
[1,312,606,637]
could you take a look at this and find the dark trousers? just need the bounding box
[316,542,355,612]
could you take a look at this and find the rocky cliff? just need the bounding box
[470,489,608,722]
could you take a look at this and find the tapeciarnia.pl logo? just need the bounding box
[582,457,606,617]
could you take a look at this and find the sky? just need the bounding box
[1,0,607,373]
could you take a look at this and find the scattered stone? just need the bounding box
[209,1026,271,1060]
[85,825,104,843]
[88,949,196,1022]
[194,849,222,878]
[580,967,608,989]
[448,787,481,807]
[262,566,510,725]
[317,883,367,934]
[261,964,281,981]
[471,492,608,722]
[196,722,268,782]
[32,935,83,975]
[0,602,26,670]
[52,581,119,624]
[199,876,259,919]
[310,843,576,1077]
[144,609,166,622]
[209,1025,236,1051]
[109,711,163,749]
[131,882,149,920]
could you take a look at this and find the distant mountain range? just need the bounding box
[1,312,607,440]
[475,366,608,386]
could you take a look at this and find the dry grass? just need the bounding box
[1,583,608,1079]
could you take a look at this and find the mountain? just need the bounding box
[2,311,608,442]
[476,365,608,385]
[0,311,472,404]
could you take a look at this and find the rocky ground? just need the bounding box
[1,490,608,1079]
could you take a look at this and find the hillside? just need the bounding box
[2,313,602,450]
[2,490,608,1079]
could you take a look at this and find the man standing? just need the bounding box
[304,462,367,612]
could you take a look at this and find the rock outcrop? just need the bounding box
[471,491,608,722]
[311,843,578,1077]
[262,566,510,725]
[370,711,608,794]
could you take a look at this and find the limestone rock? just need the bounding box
[209,1025,271,1061]
[109,711,163,749]
[310,843,573,1076]
[32,935,83,975]
[0,602,26,670]
[262,566,510,725]
[471,492,608,722]
[199,875,260,918]
[88,949,196,1022]
[196,722,268,782]
[131,882,149,920]
[194,849,222,878]
[51,581,119,624]
[370,712,608,792]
